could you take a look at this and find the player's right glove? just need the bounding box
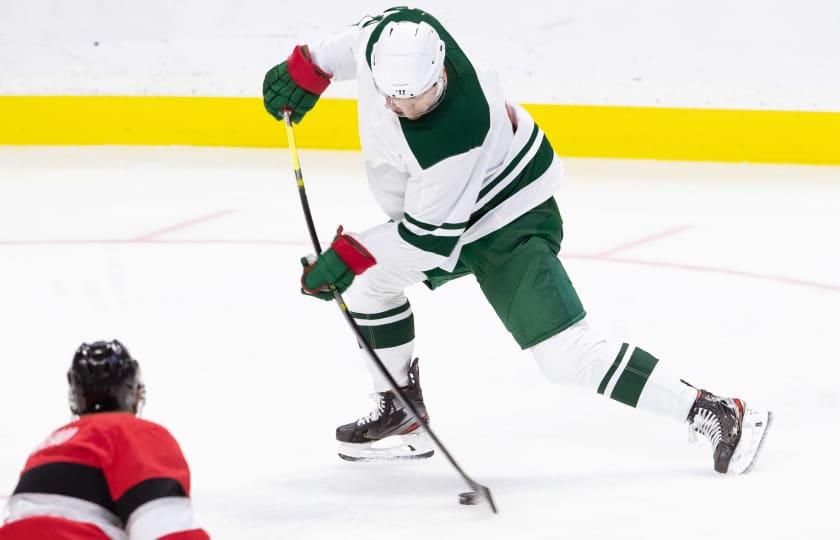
[263,45,331,123]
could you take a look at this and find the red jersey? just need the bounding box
[0,413,209,540]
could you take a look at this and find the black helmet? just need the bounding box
[68,340,145,415]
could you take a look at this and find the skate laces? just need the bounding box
[356,393,386,426]
[689,407,722,448]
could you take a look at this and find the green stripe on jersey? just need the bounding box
[356,312,415,349]
[610,347,660,407]
[350,301,411,321]
[398,223,460,257]
[478,124,539,200]
[598,343,628,395]
[468,133,555,227]
[404,213,468,232]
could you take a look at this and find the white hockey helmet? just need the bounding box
[371,21,446,99]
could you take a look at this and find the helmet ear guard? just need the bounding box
[371,21,446,99]
[68,340,145,416]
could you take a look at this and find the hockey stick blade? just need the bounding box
[459,482,498,513]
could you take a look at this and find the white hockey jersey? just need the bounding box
[312,7,563,273]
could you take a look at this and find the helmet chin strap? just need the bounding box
[393,72,448,119]
[421,74,448,116]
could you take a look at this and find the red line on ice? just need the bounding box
[565,254,840,293]
[0,239,304,246]
[591,225,694,257]
[130,209,238,241]
[0,237,838,293]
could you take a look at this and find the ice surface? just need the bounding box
[1,147,838,539]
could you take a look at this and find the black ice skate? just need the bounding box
[686,384,772,474]
[336,358,434,462]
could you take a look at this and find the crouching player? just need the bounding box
[0,340,210,540]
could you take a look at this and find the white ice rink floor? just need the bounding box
[1,146,838,539]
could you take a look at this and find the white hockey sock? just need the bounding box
[633,360,698,422]
[347,299,416,393]
[530,319,697,422]
[362,341,413,393]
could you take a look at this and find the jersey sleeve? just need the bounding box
[126,498,209,540]
[309,24,363,81]
[104,420,208,539]
[310,13,383,82]
[158,532,211,540]
[357,146,487,271]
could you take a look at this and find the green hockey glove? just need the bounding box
[263,44,331,123]
[300,228,376,301]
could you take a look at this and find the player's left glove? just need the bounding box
[300,227,376,300]
[263,44,331,123]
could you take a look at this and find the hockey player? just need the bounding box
[262,7,771,471]
[0,340,210,540]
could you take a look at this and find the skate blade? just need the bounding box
[338,431,435,462]
[727,409,773,475]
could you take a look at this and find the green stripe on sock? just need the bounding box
[356,313,415,349]
[350,301,411,321]
[610,347,660,407]
[597,343,628,395]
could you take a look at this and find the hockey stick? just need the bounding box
[282,110,497,513]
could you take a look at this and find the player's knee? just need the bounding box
[344,266,402,308]
[529,319,613,387]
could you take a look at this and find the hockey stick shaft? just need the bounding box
[282,112,496,513]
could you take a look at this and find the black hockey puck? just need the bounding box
[459,491,479,505]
